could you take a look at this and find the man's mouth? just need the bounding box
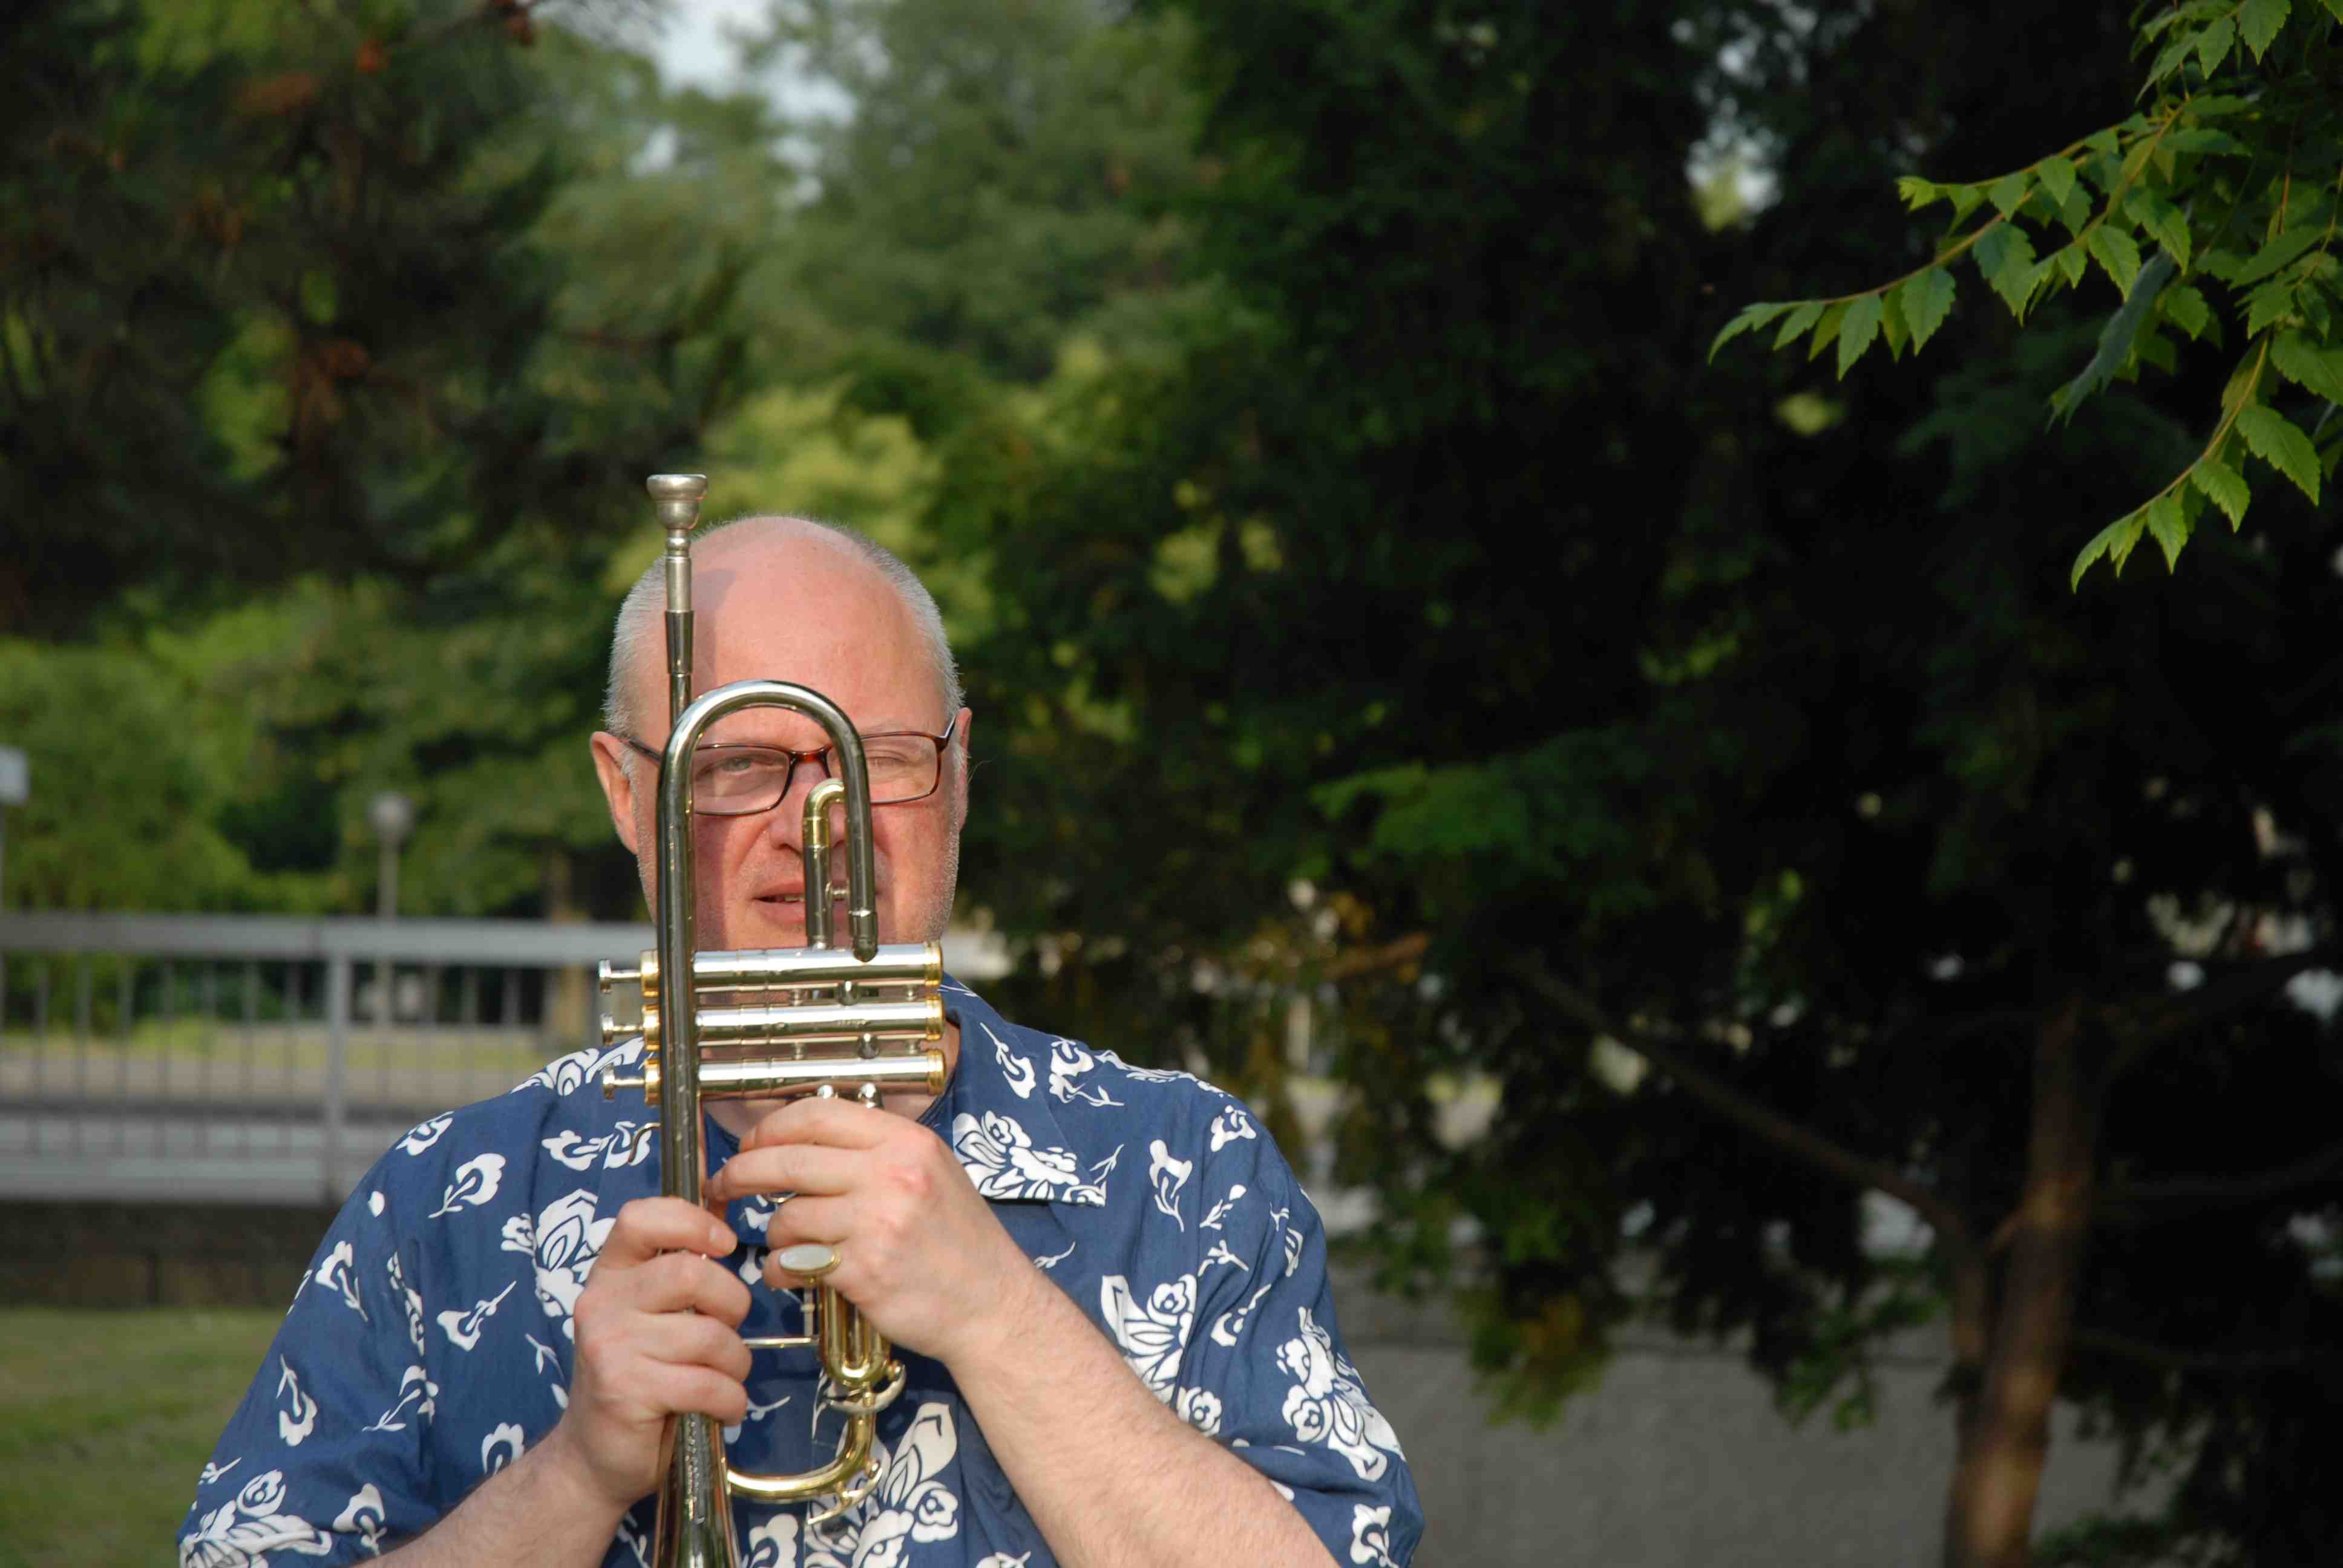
[756,885,847,907]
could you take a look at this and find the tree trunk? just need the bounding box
[1942,1001,2099,1568]
[1939,1240,1993,1565]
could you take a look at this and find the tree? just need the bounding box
[0,0,767,922]
[1711,0,2343,586]
[741,0,1207,416]
[939,3,2343,1566]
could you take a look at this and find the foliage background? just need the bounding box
[4,2,2341,1564]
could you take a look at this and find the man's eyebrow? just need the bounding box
[704,718,931,744]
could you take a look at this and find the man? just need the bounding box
[181,517,1421,1567]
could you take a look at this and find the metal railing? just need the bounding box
[0,912,654,1205]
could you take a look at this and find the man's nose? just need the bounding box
[762,757,837,848]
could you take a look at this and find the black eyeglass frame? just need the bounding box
[615,713,960,814]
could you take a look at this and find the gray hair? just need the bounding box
[603,515,964,757]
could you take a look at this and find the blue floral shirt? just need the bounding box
[179,978,1423,1567]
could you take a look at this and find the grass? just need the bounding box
[0,1307,283,1568]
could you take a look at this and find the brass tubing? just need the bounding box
[802,779,842,952]
[696,1052,946,1100]
[631,941,941,1003]
[665,997,941,1050]
[723,1412,877,1504]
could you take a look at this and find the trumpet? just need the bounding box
[598,473,949,1566]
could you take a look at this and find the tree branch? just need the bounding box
[2102,1138,2343,1209]
[1321,932,1429,982]
[1513,958,1979,1257]
[2102,944,2341,1085]
[2071,1327,2305,1375]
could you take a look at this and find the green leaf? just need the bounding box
[2164,127,2250,156]
[1974,224,2039,315]
[2143,491,2190,570]
[2236,405,2322,504]
[2147,35,2196,84]
[2124,191,2192,270]
[2273,332,2343,403]
[1877,296,1909,357]
[2161,284,2212,338]
[2071,510,2148,587]
[1710,301,1797,361]
[2195,15,2237,74]
[2056,241,2090,288]
[1988,171,2031,218]
[2324,0,2343,19]
[2086,226,2144,297]
[1898,267,1956,351]
[2050,252,2175,422]
[2246,279,2299,337]
[1895,177,1941,213]
[1772,300,1826,349]
[2238,0,2291,61]
[1807,301,1849,361]
[1837,293,1884,379]
[2034,158,2078,211]
[2191,456,2250,529]
[2053,183,2095,237]
[2233,226,2324,288]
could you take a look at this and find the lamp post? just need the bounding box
[367,790,415,1025]
[0,745,25,913]
[367,789,415,921]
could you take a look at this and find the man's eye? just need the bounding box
[863,742,923,768]
[702,753,775,779]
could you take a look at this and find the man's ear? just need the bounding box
[949,708,974,831]
[588,733,642,857]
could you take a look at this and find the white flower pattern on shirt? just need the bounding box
[802,1402,962,1568]
[950,1111,1106,1204]
[1276,1308,1404,1481]
[1099,1273,1197,1400]
[531,1188,616,1339]
[181,1469,333,1566]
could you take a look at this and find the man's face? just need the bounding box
[589,526,969,952]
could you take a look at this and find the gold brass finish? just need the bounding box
[601,471,952,1564]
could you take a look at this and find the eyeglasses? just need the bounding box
[617,716,958,814]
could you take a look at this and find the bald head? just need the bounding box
[603,515,962,751]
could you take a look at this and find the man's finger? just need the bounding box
[764,1194,851,1249]
[598,1196,739,1270]
[738,1096,894,1154]
[706,1143,860,1204]
[619,1249,754,1324]
[632,1310,756,1385]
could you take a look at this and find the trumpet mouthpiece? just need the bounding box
[646,473,708,503]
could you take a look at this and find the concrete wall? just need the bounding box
[1339,1287,2138,1568]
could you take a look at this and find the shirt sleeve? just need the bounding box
[1164,1102,1425,1568]
[177,1161,441,1564]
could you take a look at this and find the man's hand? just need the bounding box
[704,1098,1040,1368]
[542,1197,753,1510]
